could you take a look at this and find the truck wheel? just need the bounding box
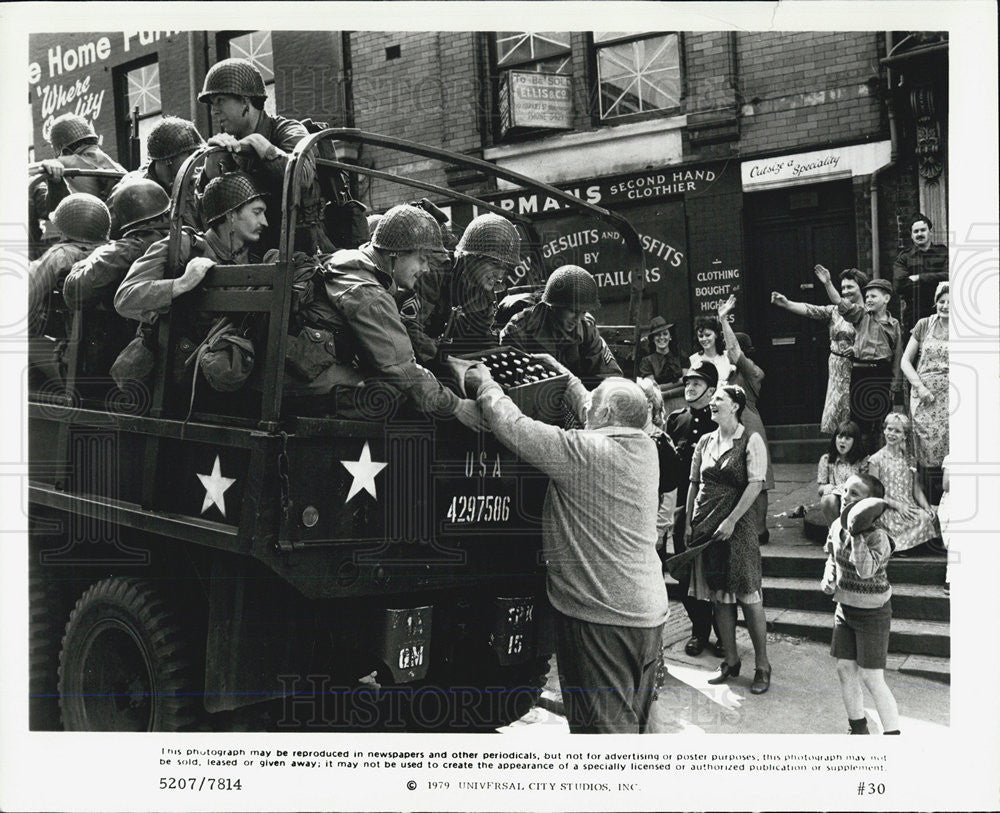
[29,573,71,730]
[58,577,199,731]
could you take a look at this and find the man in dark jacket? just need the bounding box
[500,264,621,388]
[891,214,948,334]
[64,180,171,377]
[198,57,328,253]
[665,361,724,658]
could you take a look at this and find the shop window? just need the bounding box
[223,30,277,116]
[114,56,163,166]
[593,32,682,120]
[495,32,572,75]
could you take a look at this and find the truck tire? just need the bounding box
[58,577,199,731]
[29,573,71,730]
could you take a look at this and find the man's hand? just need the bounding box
[453,398,487,432]
[814,264,832,285]
[446,357,493,396]
[40,159,66,183]
[172,257,215,298]
[207,133,242,153]
[532,352,571,377]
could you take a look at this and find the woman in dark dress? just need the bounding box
[637,316,685,393]
[684,384,772,694]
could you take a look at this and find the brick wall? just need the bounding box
[350,31,483,211]
[736,32,885,155]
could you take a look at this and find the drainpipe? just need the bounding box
[870,32,899,280]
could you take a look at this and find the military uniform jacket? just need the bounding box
[28,239,108,337]
[231,112,321,250]
[65,227,168,312]
[500,302,622,384]
[309,247,461,415]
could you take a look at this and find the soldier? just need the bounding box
[198,57,328,253]
[38,113,126,211]
[28,193,111,339]
[286,204,482,430]
[403,212,520,361]
[108,117,204,233]
[63,181,172,378]
[27,193,111,386]
[114,172,267,379]
[501,264,622,388]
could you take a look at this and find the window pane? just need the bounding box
[597,33,680,118]
[496,32,570,67]
[126,63,161,117]
[228,31,274,81]
[593,31,646,43]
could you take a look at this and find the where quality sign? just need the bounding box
[499,71,573,134]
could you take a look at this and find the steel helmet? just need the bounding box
[51,193,111,243]
[147,117,205,160]
[198,58,267,103]
[366,213,383,236]
[542,265,600,311]
[48,113,98,155]
[370,204,446,254]
[455,213,521,268]
[110,180,171,232]
[202,172,266,225]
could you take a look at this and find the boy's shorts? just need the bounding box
[830,600,892,669]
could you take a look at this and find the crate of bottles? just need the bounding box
[460,346,570,424]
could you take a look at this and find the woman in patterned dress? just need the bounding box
[816,419,868,523]
[770,268,868,434]
[900,282,949,504]
[684,384,772,694]
[867,413,940,555]
[717,295,774,545]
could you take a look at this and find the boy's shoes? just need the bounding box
[711,639,726,658]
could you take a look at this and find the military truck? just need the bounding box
[27,130,647,732]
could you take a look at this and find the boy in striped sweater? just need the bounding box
[821,473,901,735]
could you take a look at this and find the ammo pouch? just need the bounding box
[286,326,338,381]
[109,323,155,388]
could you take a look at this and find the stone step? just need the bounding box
[763,607,950,658]
[761,547,948,585]
[762,576,950,622]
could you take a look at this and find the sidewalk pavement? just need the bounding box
[527,464,951,735]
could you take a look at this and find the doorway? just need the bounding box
[744,180,857,426]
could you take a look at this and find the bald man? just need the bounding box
[450,357,669,734]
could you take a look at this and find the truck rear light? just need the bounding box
[301,505,319,527]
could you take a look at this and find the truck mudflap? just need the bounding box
[489,596,536,666]
[378,606,432,682]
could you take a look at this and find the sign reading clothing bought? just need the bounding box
[741,141,892,190]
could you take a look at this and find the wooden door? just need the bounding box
[744,181,857,426]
